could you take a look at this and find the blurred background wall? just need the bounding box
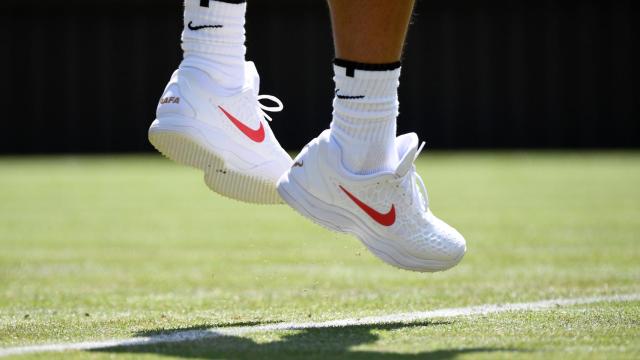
[0,0,637,153]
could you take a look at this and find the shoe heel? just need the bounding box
[148,127,218,170]
[277,174,347,232]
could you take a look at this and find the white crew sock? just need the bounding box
[329,60,401,175]
[180,0,247,95]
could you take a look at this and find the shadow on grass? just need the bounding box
[136,320,282,337]
[92,320,523,359]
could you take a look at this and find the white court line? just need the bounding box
[1,293,638,357]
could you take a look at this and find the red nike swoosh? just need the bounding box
[339,185,396,226]
[218,106,265,143]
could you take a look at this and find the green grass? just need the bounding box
[1,152,639,359]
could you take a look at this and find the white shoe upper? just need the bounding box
[279,129,466,272]
[154,61,292,183]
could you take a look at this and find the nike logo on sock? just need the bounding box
[339,185,396,226]
[335,89,365,100]
[218,106,265,143]
[188,21,223,31]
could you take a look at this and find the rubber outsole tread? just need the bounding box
[149,131,281,204]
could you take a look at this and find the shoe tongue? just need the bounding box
[394,133,419,177]
[244,61,260,95]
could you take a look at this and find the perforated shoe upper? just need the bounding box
[284,129,466,270]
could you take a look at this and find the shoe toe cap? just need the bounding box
[404,213,466,272]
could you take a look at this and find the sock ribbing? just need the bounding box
[180,0,247,93]
[330,61,401,175]
[206,0,246,4]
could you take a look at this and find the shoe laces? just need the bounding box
[401,141,429,213]
[257,94,283,122]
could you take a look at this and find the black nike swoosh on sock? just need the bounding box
[335,89,365,100]
[188,21,224,31]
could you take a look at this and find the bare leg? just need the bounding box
[328,0,415,63]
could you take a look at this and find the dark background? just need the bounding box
[1,0,638,153]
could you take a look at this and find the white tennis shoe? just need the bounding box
[277,130,466,272]
[149,62,292,204]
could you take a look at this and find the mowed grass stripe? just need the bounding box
[1,154,638,358]
[1,293,638,357]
